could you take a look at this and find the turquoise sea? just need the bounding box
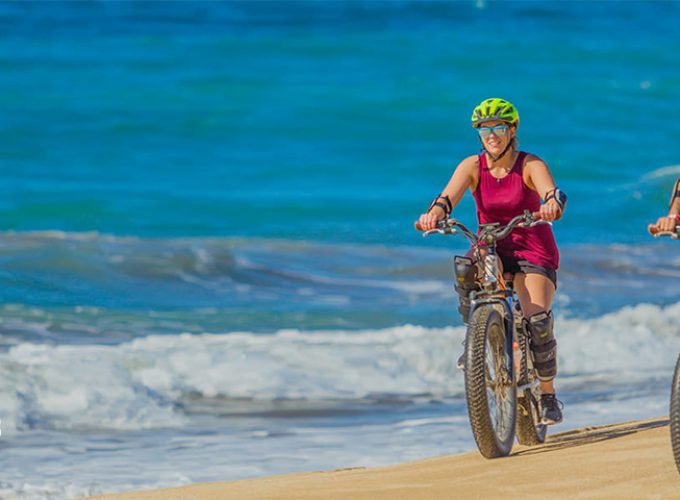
[1,1,680,497]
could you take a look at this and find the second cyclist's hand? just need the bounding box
[653,215,678,233]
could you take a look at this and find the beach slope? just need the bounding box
[94,417,678,499]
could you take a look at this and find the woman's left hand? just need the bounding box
[539,199,562,221]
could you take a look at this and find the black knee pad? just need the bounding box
[525,310,557,381]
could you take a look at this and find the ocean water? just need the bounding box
[1,1,680,497]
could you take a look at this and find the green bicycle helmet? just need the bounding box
[470,98,520,128]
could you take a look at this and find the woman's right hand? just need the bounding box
[416,209,445,231]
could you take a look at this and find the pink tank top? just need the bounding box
[472,152,559,270]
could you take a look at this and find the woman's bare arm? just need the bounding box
[417,155,478,230]
[524,155,564,221]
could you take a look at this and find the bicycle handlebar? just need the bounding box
[648,223,680,239]
[414,210,549,243]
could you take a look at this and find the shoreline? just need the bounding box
[93,416,678,499]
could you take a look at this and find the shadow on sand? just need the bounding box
[512,418,668,457]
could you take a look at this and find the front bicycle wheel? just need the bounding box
[670,354,680,473]
[464,305,516,458]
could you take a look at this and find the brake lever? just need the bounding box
[522,220,552,228]
[422,227,458,237]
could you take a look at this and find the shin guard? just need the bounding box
[526,310,557,381]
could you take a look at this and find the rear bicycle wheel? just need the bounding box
[464,305,516,458]
[516,389,547,445]
[670,354,680,473]
[515,336,547,446]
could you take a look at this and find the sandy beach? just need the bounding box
[94,416,678,499]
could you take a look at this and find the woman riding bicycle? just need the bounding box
[418,97,566,425]
[648,178,680,234]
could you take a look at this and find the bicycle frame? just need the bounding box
[423,210,547,382]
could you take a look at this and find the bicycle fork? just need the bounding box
[469,296,515,382]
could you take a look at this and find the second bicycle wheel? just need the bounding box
[464,305,516,458]
[670,354,680,473]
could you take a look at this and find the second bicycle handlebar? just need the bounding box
[648,224,680,238]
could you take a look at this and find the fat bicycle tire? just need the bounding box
[670,354,680,473]
[464,305,516,458]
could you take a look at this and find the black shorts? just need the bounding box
[501,258,557,289]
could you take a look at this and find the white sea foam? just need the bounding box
[557,301,680,379]
[642,164,680,180]
[1,301,679,435]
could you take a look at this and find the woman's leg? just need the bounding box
[514,271,562,424]
[513,272,556,395]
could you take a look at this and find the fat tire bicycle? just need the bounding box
[649,225,680,473]
[418,210,550,458]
